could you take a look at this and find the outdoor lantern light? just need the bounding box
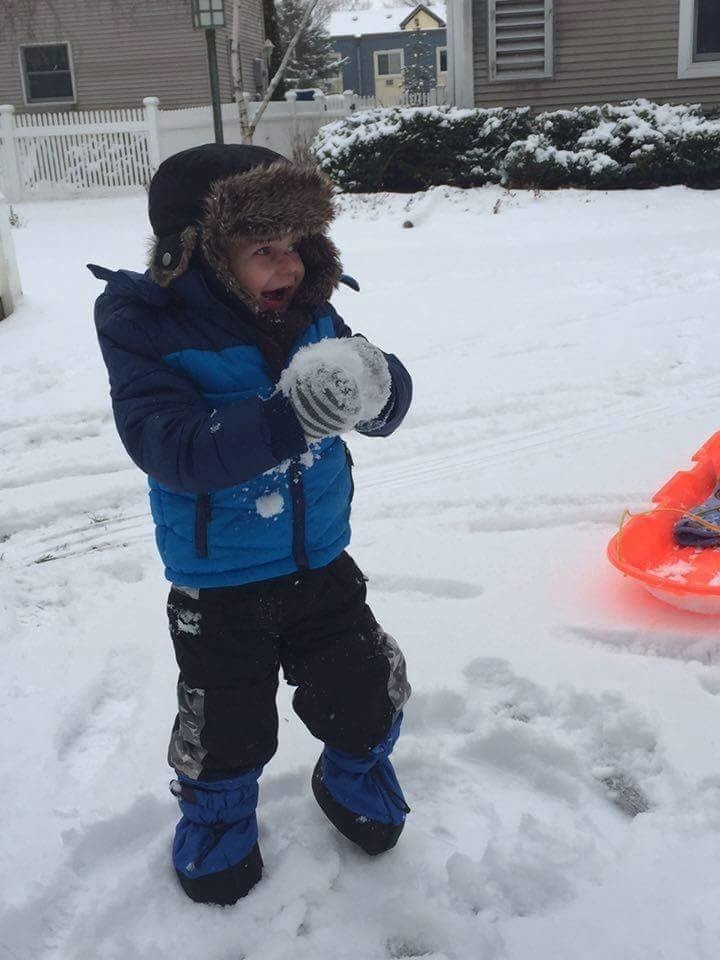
[190,0,226,143]
[191,0,226,29]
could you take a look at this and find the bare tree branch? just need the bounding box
[231,0,323,144]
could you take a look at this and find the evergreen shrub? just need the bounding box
[312,99,720,192]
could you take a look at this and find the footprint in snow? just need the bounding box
[697,668,720,695]
[596,770,650,817]
[54,653,142,779]
[458,657,656,816]
[403,689,474,735]
[63,794,169,873]
[387,939,448,960]
[463,656,552,723]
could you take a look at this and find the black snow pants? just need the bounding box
[166,551,411,781]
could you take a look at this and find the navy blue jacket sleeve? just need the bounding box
[330,307,412,437]
[96,298,307,494]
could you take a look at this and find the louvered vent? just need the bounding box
[490,0,551,80]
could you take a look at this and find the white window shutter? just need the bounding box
[488,0,553,81]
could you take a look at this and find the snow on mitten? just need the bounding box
[345,337,392,427]
[285,363,362,440]
[280,338,390,442]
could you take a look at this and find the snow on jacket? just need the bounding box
[91,263,412,588]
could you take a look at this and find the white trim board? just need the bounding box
[447,0,473,106]
[678,0,720,79]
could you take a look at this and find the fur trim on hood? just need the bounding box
[148,161,342,312]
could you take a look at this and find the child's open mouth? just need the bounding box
[261,286,291,307]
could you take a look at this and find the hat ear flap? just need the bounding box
[293,234,343,307]
[148,226,199,286]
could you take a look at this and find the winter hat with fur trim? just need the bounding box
[147,143,342,310]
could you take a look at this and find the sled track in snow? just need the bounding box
[10,513,152,566]
[359,386,720,491]
[30,532,151,565]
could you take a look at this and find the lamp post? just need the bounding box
[191,0,226,144]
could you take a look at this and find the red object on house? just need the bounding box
[607,431,720,614]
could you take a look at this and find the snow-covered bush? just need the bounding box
[536,106,604,151]
[502,135,621,190]
[313,105,533,192]
[313,99,720,192]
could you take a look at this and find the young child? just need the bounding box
[90,144,413,906]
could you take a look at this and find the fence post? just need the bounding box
[284,90,298,120]
[284,90,298,159]
[143,96,161,170]
[326,93,344,112]
[0,191,22,320]
[0,105,22,203]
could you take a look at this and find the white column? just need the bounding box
[447,0,474,107]
[143,97,161,170]
[0,105,22,203]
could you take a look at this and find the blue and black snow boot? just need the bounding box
[312,715,410,856]
[674,485,720,547]
[170,769,263,905]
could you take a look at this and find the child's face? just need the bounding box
[228,234,305,312]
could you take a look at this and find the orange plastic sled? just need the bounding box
[607,431,720,614]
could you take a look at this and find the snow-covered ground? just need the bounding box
[3,185,720,959]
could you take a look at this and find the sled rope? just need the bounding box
[616,506,720,563]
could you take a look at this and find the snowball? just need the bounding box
[256,492,284,518]
[279,337,391,425]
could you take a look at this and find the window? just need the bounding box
[437,46,448,75]
[695,0,720,58]
[679,0,720,77]
[488,0,553,82]
[376,50,403,76]
[324,50,345,94]
[20,43,75,104]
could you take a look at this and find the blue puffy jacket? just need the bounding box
[91,264,412,588]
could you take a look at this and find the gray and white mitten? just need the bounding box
[287,364,362,440]
[346,337,391,429]
[281,338,392,442]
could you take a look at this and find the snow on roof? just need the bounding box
[328,4,446,37]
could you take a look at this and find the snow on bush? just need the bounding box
[314,105,533,192]
[313,98,720,192]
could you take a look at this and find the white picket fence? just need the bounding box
[398,89,448,107]
[0,98,160,202]
[0,87,447,202]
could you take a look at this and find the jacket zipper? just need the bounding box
[194,493,212,558]
[288,461,308,569]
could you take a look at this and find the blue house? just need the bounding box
[327,3,447,104]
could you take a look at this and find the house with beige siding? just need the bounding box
[446,0,720,110]
[0,0,267,113]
